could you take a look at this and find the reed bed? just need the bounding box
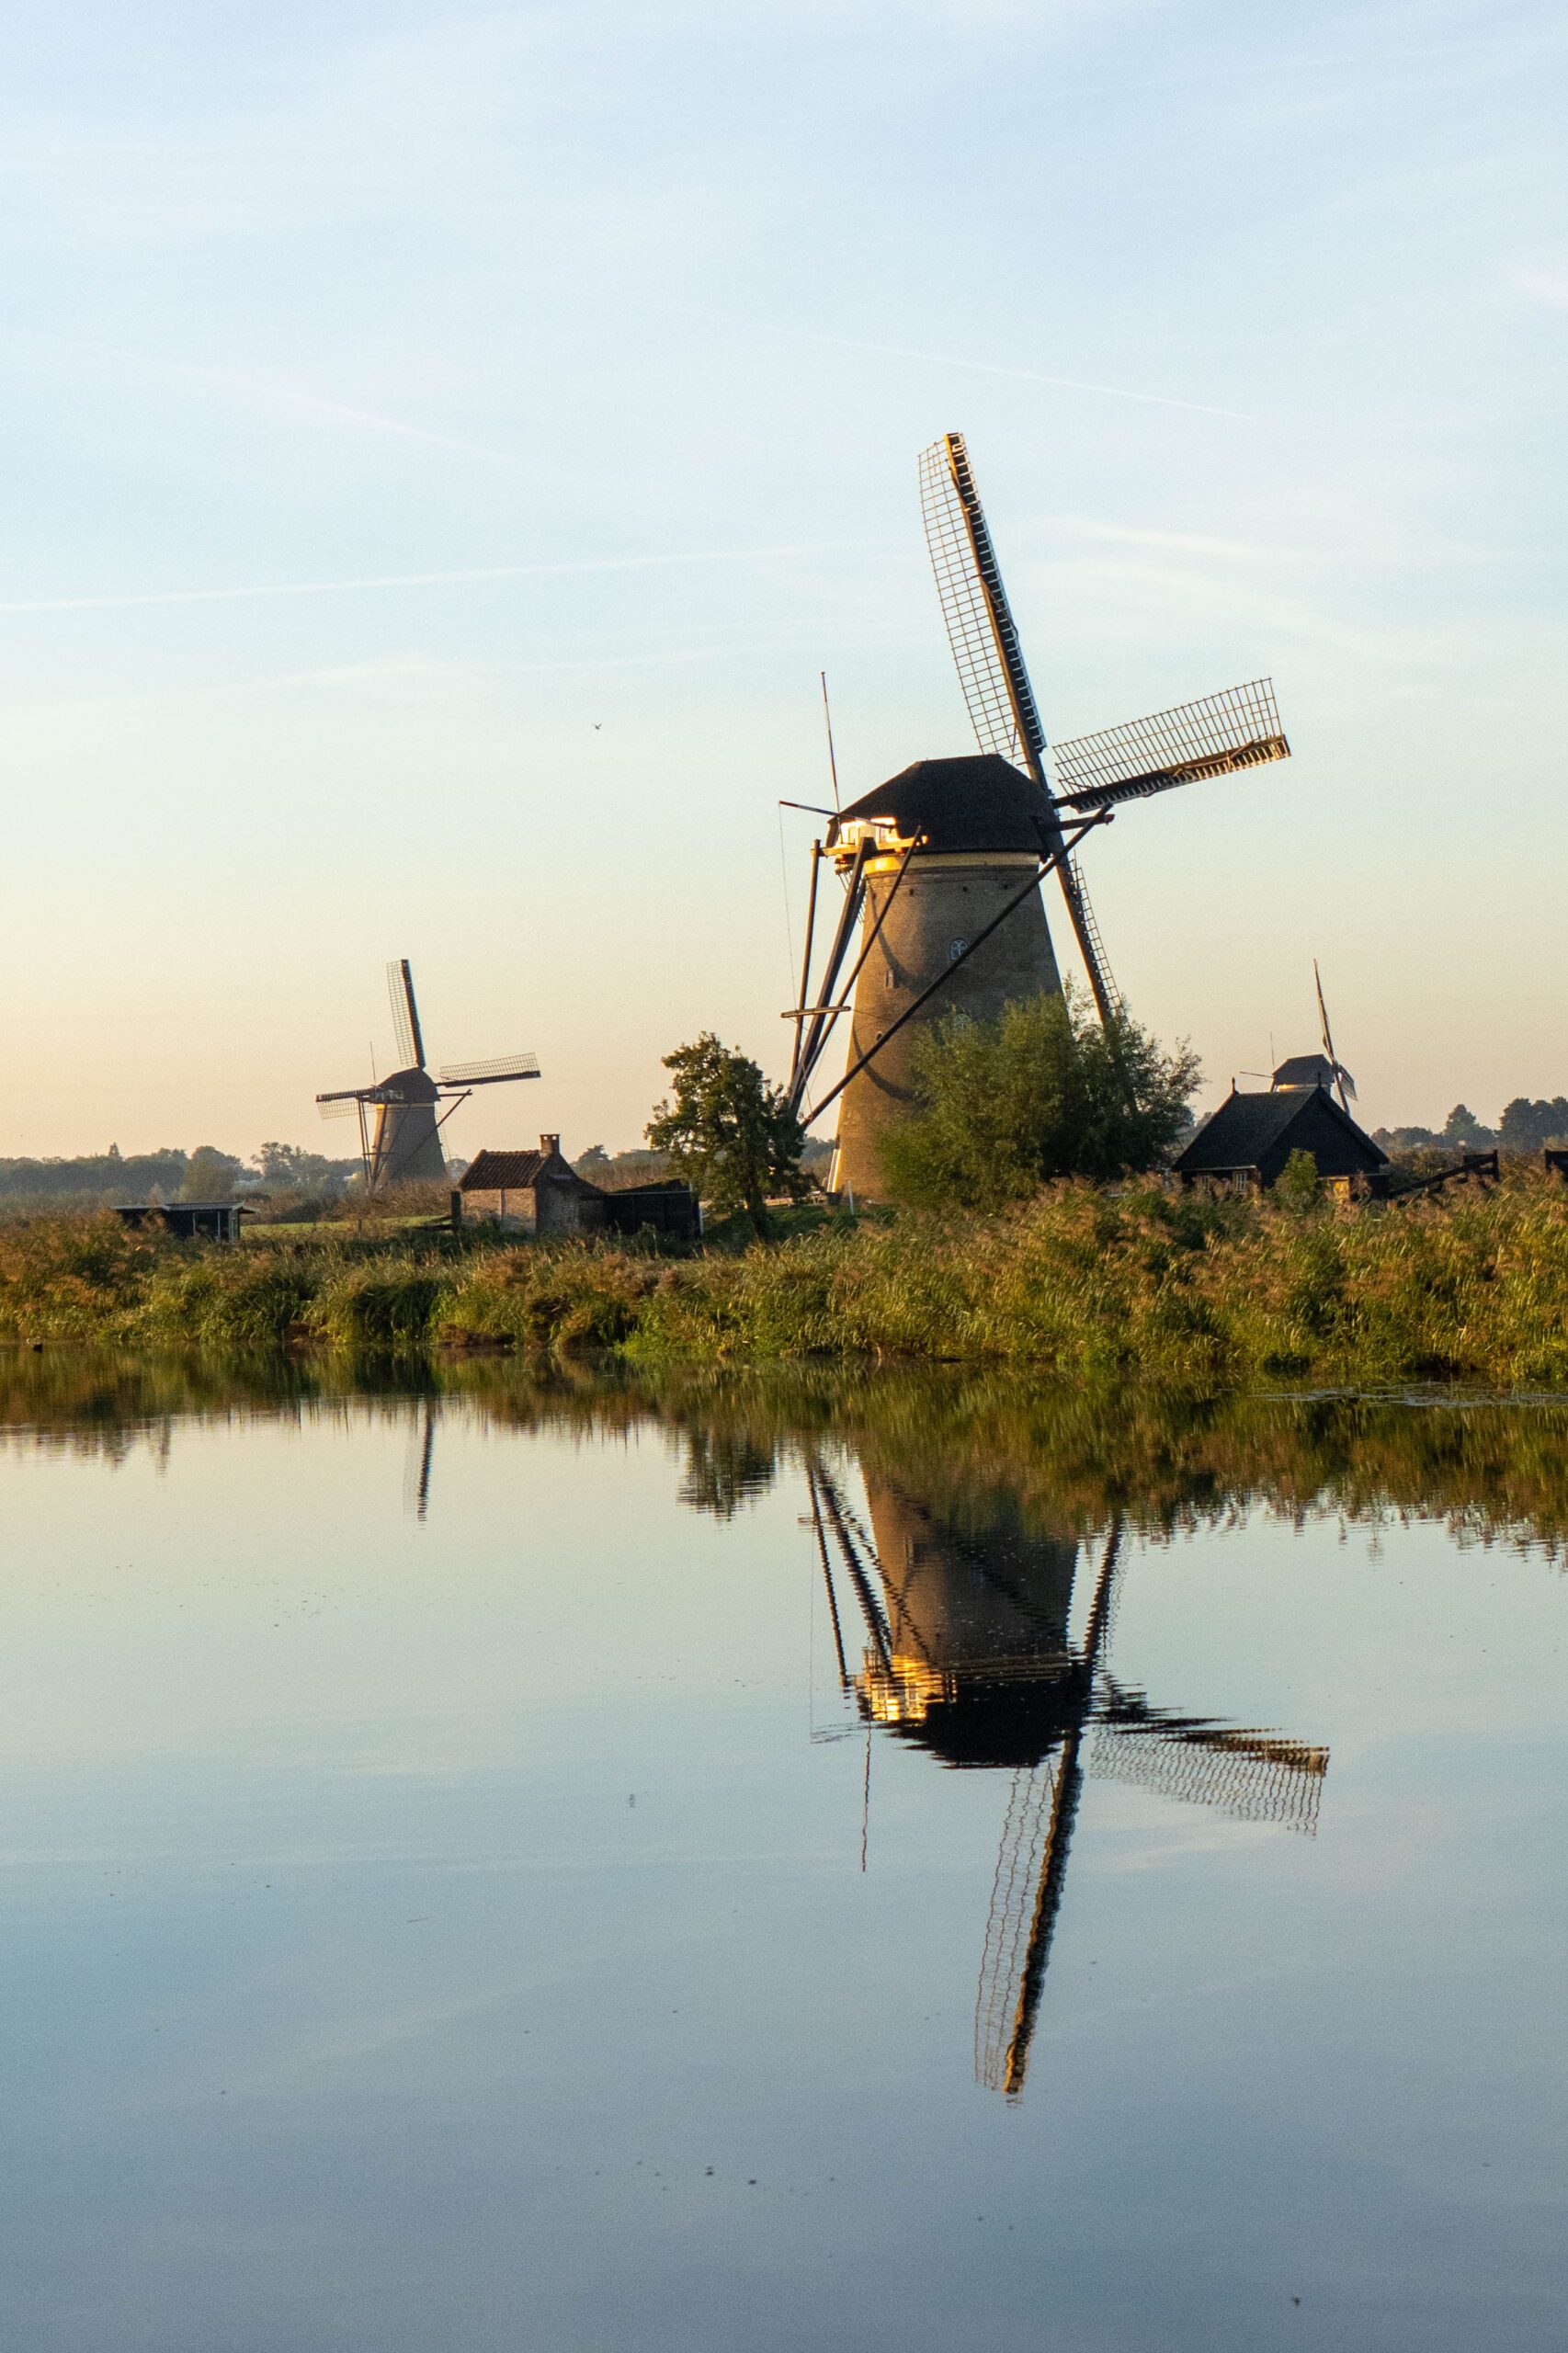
[4,1181,1568,1389]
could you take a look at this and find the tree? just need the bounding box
[179,1146,245,1202]
[254,1142,352,1192]
[646,1034,810,1238]
[1444,1104,1496,1147]
[1499,1097,1568,1153]
[878,987,1200,1213]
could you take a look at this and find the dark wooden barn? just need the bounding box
[597,1180,702,1240]
[1172,1083,1388,1192]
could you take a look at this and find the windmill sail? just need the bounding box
[918,433,1121,1022]
[387,959,423,1070]
[1051,679,1290,813]
[1086,1702,1328,1833]
[918,436,1046,774]
[438,1052,540,1086]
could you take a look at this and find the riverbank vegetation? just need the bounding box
[6,1169,1568,1387]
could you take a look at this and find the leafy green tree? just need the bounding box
[878,987,1199,1213]
[646,1034,809,1238]
[179,1146,244,1202]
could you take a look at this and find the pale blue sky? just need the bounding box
[3,0,1564,1156]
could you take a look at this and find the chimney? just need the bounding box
[540,1133,561,1157]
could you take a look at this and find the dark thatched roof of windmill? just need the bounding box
[829,754,1052,856]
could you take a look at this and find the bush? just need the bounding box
[879,988,1199,1211]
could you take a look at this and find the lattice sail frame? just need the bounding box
[974,1761,1060,2094]
[1086,1710,1328,1835]
[438,1052,541,1086]
[918,433,1123,1019]
[1052,678,1289,812]
[387,960,420,1071]
[918,437,1035,770]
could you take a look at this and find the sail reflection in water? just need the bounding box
[809,1461,1328,2101]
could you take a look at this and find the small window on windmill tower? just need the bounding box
[949,938,968,962]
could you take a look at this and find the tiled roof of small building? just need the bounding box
[460,1148,553,1191]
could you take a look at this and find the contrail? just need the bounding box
[0,540,893,618]
[794,327,1255,422]
[31,334,583,480]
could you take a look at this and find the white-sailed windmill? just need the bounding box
[317,959,540,1191]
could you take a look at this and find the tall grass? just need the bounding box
[6,1180,1568,1387]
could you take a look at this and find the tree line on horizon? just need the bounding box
[1372,1098,1568,1154]
[0,1142,361,1210]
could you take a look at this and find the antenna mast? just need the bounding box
[820,672,841,811]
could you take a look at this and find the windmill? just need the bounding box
[317,959,540,1192]
[809,1462,1326,2102]
[785,433,1293,1199]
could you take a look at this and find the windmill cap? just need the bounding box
[829,754,1051,856]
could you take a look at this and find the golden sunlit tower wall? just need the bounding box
[825,756,1063,1201]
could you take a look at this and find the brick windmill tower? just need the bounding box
[785,434,1291,1199]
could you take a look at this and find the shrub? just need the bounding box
[879,989,1199,1211]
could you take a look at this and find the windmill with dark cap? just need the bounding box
[785,434,1293,1199]
[317,959,540,1192]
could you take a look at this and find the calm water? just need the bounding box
[0,1357,1564,2351]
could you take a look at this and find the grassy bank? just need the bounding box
[6,1178,1568,1387]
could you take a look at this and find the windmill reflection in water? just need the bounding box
[807,1462,1328,2101]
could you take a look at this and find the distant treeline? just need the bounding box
[572,1138,834,1191]
[0,1149,190,1202]
[0,1142,361,1210]
[1373,1098,1568,1154]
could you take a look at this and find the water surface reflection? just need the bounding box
[0,1350,1562,2350]
[807,1463,1325,2098]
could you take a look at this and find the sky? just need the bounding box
[2,0,1564,1160]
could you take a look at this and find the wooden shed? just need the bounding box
[113,1202,247,1243]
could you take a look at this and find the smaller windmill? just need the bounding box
[317,959,540,1192]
